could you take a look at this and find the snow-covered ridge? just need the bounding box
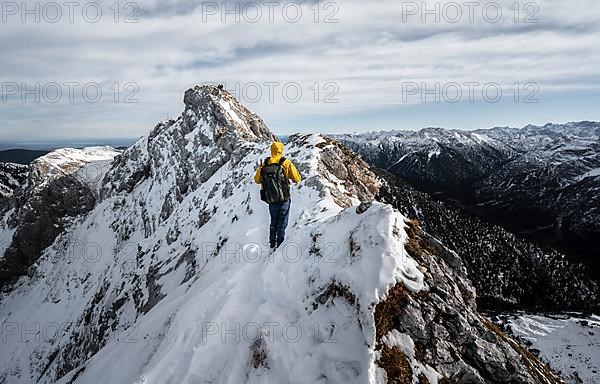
[0,85,422,383]
[1,147,120,200]
[0,85,563,384]
[29,146,121,188]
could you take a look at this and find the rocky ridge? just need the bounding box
[0,85,564,384]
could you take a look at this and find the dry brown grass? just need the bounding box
[403,219,436,261]
[378,345,413,384]
[374,283,409,342]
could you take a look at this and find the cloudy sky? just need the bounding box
[1,0,600,143]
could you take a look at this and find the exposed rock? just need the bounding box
[290,134,380,208]
[374,220,564,384]
[0,168,99,287]
[0,162,28,201]
[249,336,270,370]
[103,85,275,198]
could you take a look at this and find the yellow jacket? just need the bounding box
[254,142,301,184]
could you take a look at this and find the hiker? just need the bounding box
[254,142,301,249]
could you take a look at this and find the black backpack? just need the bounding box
[260,157,290,204]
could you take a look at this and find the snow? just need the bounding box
[72,146,418,383]
[386,153,410,170]
[62,205,417,384]
[29,146,121,187]
[0,127,423,384]
[38,146,120,168]
[506,313,600,384]
[577,168,600,181]
[219,99,249,132]
[427,148,441,162]
[471,132,493,144]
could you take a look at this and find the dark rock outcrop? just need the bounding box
[374,220,564,384]
[0,173,95,287]
[0,162,28,201]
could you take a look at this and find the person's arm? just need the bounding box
[284,160,301,183]
[254,166,262,184]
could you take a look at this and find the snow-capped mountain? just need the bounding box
[0,85,564,384]
[334,122,600,266]
[0,146,120,286]
[29,146,121,188]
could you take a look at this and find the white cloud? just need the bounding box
[1,0,599,139]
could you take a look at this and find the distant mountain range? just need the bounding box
[0,139,136,152]
[333,121,600,268]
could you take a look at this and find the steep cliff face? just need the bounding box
[374,221,563,384]
[0,147,119,287]
[0,162,27,199]
[0,85,563,384]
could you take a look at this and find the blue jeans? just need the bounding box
[268,199,290,247]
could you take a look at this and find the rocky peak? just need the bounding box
[182,84,275,144]
[102,84,276,198]
[289,134,381,208]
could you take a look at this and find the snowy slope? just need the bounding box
[0,85,563,384]
[494,313,600,384]
[26,146,122,197]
